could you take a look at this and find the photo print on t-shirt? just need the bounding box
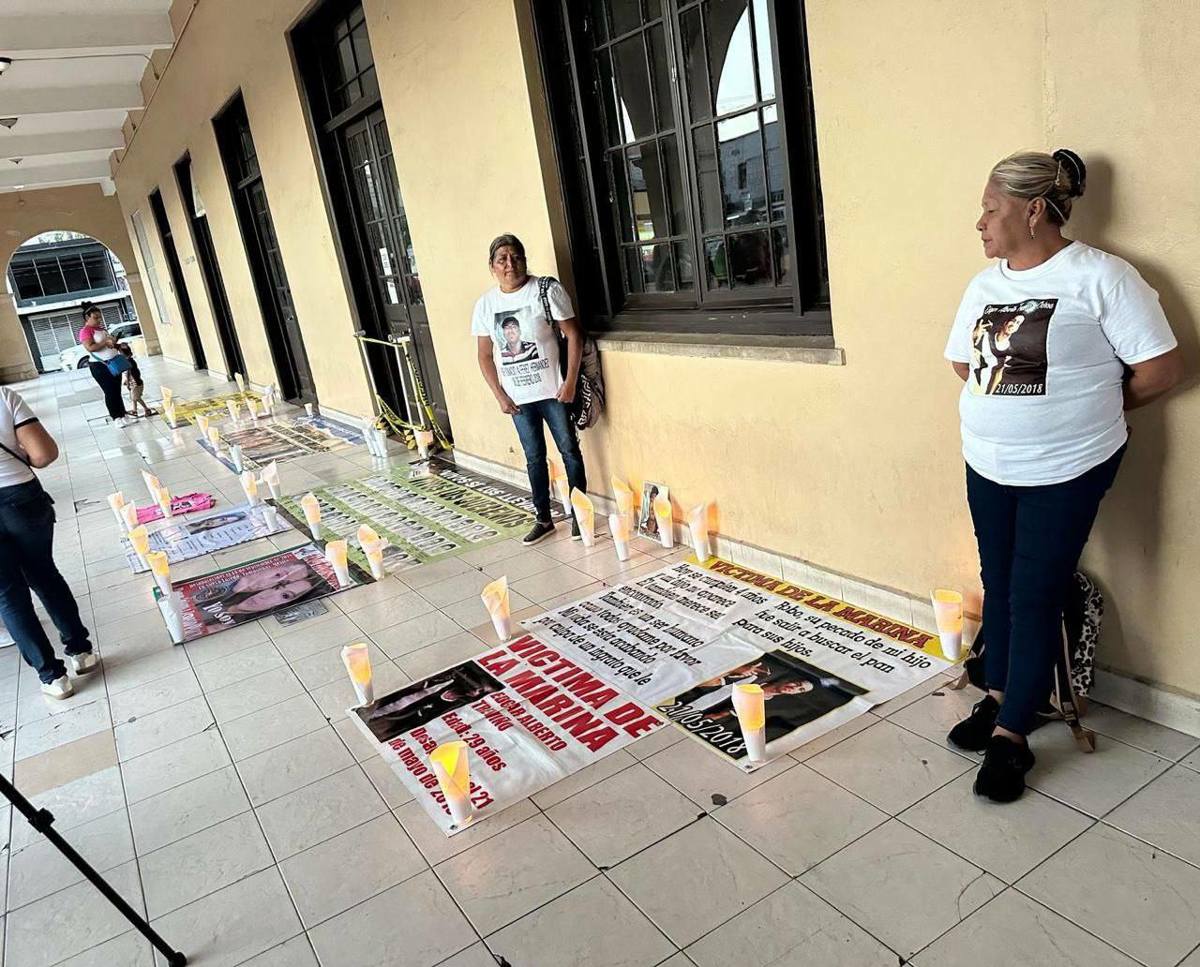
[969,298,1057,397]
[493,309,540,366]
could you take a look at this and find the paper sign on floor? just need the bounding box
[349,634,663,836]
[124,502,291,572]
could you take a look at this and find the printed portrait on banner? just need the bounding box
[637,482,669,539]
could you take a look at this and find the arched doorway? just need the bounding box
[5,230,144,374]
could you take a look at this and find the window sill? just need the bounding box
[594,330,844,366]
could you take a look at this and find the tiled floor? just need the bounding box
[2,358,1199,967]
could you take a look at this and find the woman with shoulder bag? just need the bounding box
[78,303,134,427]
[944,149,1183,802]
[0,386,99,698]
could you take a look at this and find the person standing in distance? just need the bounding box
[472,234,587,545]
[944,148,1183,802]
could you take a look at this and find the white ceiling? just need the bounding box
[0,0,176,194]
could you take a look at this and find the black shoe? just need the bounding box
[522,520,556,546]
[947,694,1000,752]
[570,516,581,541]
[973,734,1035,803]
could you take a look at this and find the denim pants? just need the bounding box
[511,398,587,522]
[0,480,93,683]
[966,445,1124,734]
[88,360,127,420]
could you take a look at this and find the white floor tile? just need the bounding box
[237,726,354,807]
[114,695,214,762]
[368,610,464,660]
[129,764,251,854]
[255,764,384,858]
[643,736,799,808]
[121,727,231,804]
[220,692,328,761]
[204,665,305,724]
[395,797,540,868]
[7,807,134,911]
[1106,764,1200,867]
[1026,728,1171,817]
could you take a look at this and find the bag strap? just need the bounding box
[0,437,33,469]
[538,276,560,338]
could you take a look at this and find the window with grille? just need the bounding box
[537,0,829,337]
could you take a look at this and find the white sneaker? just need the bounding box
[70,652,100,674]
[41,675,74,699]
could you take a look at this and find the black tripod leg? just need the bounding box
[0,776,187,966]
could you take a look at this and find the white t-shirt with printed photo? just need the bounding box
[471,276,573,405]
[945,241,1177,486]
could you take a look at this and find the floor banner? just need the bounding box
[156,544,365,642]
[168,391,262,426]
[198,416,361,471]
[124,503,291,572]
[135,492,216,525]
[349,633,664,836]
[275,465,534,574]
[524,559,953,769]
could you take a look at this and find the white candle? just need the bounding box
[325,539,350,588]
[161,591,184,643]
[733,684,767,762]
[653,496,674,549]
[430,741,473,827]
[340,642,374,706]
[415,428,433,460]
[608,513,631,562]
[688,504,711,561]
[146,551,171,596]
[229,444,244,473]
[106,491,125,525]
[931,589,965,661]
[480,576,511,641]
[304,402,314,419]
[300,493,321,541]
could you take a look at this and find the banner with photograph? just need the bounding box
[124,503,292,572]
[135,492,216,525]
[421,457,566,521]
[524,558,952,767]
[276,466,534,573]
[156,543,365,642]
[168,391,262,426]
[199,417,361,471]
[350,634,663,836]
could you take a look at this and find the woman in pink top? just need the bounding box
[78,303,131,426]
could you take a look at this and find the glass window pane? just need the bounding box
[608,150,634,242]
[752,0,776,101]
[336,36,356,86]
[613,35,654,143]
[704,237,728,289]
[708,0,756,116]
[762,104,785,221]
[589,0,609,42]
[648,24,673,129]
[727,229,772,287]
[628,142,670,241]
[609,0,642,35]
[623,246,644,293]
[351,22,374,73]
[660,134,688,236]
[693,126,722,234]
[62,255,89,292]
[674,241,695,289]
[772,226,790,285]
[680,7,711,122]
[359,65,379,101]
[718,110,766,227]
[645,0,662,19]
[595,50,626,145]
[640,242,674,292]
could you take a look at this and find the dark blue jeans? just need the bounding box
[0,480,93,683]
[966,445,1124,735]
[511,398,587,522]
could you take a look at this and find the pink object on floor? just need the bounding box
[135,493,216,524]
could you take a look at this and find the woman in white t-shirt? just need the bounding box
[943,149,1183,802]
[0,388,99,698]
[472,234,587,546]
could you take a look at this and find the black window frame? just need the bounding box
[534,0,830,339]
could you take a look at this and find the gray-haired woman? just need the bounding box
[944,148,1183,802]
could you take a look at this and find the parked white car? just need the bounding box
[59,322,143,372]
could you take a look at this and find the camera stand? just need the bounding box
[0,773,187,966]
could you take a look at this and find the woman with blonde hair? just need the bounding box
[944,148,1183,802]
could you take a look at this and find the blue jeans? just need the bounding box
[966,445,1124,734]
[0,480,93,683]
[511,398,587,522]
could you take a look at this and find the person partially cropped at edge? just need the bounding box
[944,148,1183,802]
[0,387,99,698]
[472,234,587,545]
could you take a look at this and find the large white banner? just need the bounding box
[524,559,953,769]
[350,634,664,836]
[125,503,291,572]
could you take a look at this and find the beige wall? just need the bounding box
[112,0,371,412]
[0,185,158,382]
[108,0,1200,698]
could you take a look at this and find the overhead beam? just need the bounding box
[0,84,145,117]
[0,14,175,58]
[0,129,125,160]
[0,159,113,190]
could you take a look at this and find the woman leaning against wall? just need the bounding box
[943,148,1184,803]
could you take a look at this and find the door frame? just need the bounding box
[288,0,452,438]
[147,187,207,371]
[173,152,246,379]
